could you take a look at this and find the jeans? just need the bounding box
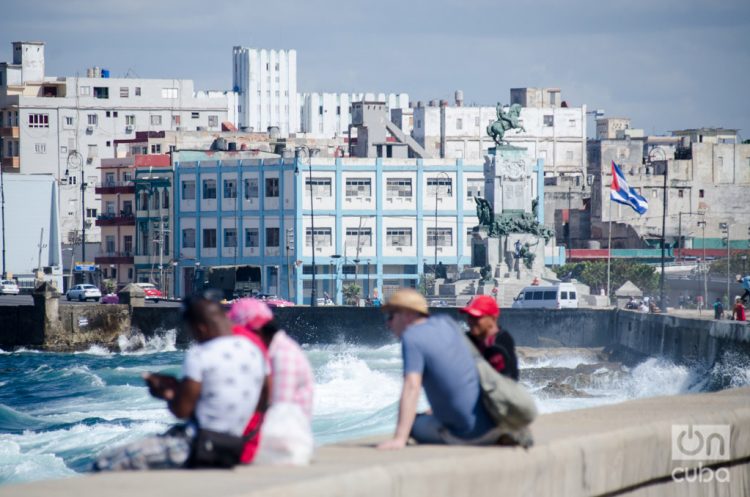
[92,425,194,471]
[410,414,500,446]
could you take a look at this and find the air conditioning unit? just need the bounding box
[125,125,134,133]
[86,126,94,133]
[86,157,93,165]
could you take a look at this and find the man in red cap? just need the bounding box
[460,295,519,381]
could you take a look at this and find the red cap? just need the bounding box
[460,295,500,319]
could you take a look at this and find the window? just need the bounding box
[124,235,133,253]
[305,228,332,247]
[34,143,46,154]
[678,189,684,198]
[386,178,412,198]
[244,178,259,199]
[150,115,162,126]
[224,179,237,198]
[224,228,237,248]
[456,118,463,130]
[150,144,161,154]
[306,177,332,197]
[162,88,178,99]
[265,227,280,247]
[570,291,576,299]
[345,228,372,247]
[172,115,181,126]
[135,87,141,96]
[543,291,557,300]
[560,291,568,299]
[93,87,109,99]
[427,227,453,247]
[345,178,372,197]
[466,178,484,198]
[245,228,259,247]
[208,115,218,127]
[202,179,217,199]
[80,86,90,96]
[88,144,98,157]
[466,228,474,245]
[565,151,574,161]
[28,113,49,128]
[543,115,554,126]
[182,228,196,248]
[387,228,412,247]
[182,180,196,200]
[120,87,129,98]
[64,116,74,127]
[699,189,704,198]
[123,200,133,214]
[426,177,453,196]
[86,208,97,218]
[191,112,199,119]
[265,177,279,198]
[87,114,98,126]
[202,229,217,248]
[105,236,115,253]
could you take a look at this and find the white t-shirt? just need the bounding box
[183,335,266,436]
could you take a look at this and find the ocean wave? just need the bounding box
[74,345,112,357]
[0,440,77,486]
[117,330,177,354]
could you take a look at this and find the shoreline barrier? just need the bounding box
[3,386,749,497]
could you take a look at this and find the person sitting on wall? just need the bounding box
[229,298,315,465]
[92,291,266,471]
[714,298,724,320]
[738,275,750,305]
[732,296,747,322]
[377,289,497,449]
[460,295,519,381]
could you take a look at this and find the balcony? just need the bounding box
[1,157,20,171]
[95,252,134,264]
[95,213,135,226]
[95,181,135,195]
[0,126,19,139]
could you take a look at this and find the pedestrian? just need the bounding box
[93,291,266,471]
[737,275,750,305]
[732,296,746,322]
[229,298,315,465]
[696,295,704,314]
[713,298,724,320]
[376,289,497,449]
[460,295,519,381]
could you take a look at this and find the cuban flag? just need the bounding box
[610,161,648,215]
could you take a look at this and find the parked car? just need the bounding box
[260,295,295,308]
[136,283,163,301]
[67,284,102,302]
[511,283,579,309]
[101,293,120,304]
[0,279,20,295]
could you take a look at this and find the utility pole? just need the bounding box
[698,220,707,305]
[1,161,6,279]
[295,146,319,306]
[721,222,730,305]
[659,160,668,311]
[81,165,87,264]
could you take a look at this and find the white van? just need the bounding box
[511,283,578,309]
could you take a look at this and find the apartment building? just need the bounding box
[0,41,232,245]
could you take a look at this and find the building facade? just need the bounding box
[233,47,298,137]
[95,154,170,286]
[171,153,485,303]
[299,92,409,139]
[0,41,231,245]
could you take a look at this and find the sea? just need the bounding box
[1,329,749,486]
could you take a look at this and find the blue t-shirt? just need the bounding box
[402,315,493,438]
[741,276,750,292]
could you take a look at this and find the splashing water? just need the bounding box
[0,332,748,487]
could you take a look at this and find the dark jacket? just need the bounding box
[467,330,519,381]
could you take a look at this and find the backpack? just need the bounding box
[462,334,538,435]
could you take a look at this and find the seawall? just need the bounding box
[4,386,749,497]
[2,303,749,367]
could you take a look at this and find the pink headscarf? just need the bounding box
[228,298,274,332]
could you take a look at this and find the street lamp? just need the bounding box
[720,222,729,305]
[331,254,341,304]
[697,220,707,305]
[295,145,320,306]
[432,171,451,276]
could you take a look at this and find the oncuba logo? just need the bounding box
[671,425,731,483]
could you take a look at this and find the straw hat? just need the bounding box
[382,289,429,316]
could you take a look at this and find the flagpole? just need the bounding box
[607,193,613,304]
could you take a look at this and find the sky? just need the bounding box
[2,0,749,137]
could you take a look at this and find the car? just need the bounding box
[265,298,295,308]
[66,284,102,302]
[0,279,20,295]
[135,283,163,302]
[0,280,20,295]
[101,293,120,304]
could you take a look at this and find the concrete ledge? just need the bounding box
[5,387,749,497]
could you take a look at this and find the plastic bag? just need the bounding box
[254,402,314,466]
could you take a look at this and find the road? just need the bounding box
[0,295,180,307]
